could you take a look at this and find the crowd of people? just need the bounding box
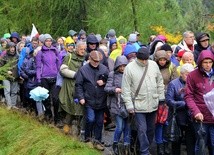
[0,29,214,155]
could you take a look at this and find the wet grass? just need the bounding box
[0,106,100,155]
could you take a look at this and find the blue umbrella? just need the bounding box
[29,86,49,102]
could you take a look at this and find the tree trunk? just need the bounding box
[131,0,138,31]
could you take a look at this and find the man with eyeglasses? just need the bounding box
[185,50,214,155]
[174,31,196,56]
[75,50,109,151]
[194,32,210,63]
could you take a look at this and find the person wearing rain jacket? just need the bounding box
[0,42,19,109]
[185,50,214,155]
[104,55,130,155]
[166,63,195,155]
[36,34,60,123]
[59,41,86,134]
[194,32,210,63]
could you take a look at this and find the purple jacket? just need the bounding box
[36,45,60,82]
[185,50,214,123]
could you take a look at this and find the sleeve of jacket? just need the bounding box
[60,64,76,78]
[104,71,116,94]
[60,54,76,78]
[184,74,201,117]
[166,81,185,108]
[25,59,36,77]
[155,63,165,100]
[20,59,28,80]
[17,48,26,75]
[36,50,42,83]
[75,69,85,100]
[121,66,134,110]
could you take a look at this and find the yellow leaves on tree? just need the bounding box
[207,23,214,32]
[151,26,182,44]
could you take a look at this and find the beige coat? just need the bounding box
[121,59,165,113]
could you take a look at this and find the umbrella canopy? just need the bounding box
[29,86,49,102]
[203,88,214,117]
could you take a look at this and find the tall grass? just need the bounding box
[0,106,100,155]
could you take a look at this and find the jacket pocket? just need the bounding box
[152,94,159,109]
[135,93,147,111]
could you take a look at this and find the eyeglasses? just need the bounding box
[67,44,75,47]
[89,43,96,45]
[200,39,209,42]
[90,56,100,63]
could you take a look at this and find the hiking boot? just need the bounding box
[7,106,12,110]
[124,144,131,155]
[63,124,71,134]
[104,122,116,131]
[157,143,164,155]
[112,142,119,155]
[12,106,19,110]
[164,142,170,155]
[85,141,94,149]
[55,120,64,128]
[93,142,104,151]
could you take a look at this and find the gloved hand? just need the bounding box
[37,82,42,87]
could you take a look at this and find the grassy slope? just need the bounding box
[0,106,100,155]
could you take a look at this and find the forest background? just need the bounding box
[0,0,214,44]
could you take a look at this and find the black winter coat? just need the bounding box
[75,63,109,109]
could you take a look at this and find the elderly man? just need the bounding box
[174,31,196,56]
[75,50,109,151]
[121,47,165,155]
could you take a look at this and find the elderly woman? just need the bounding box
[166,63,195,155]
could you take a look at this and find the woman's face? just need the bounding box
[57,38,64,45]
[44,39,52,48]
[19,43,25,52]
[158,58,167,66]
[118,64,126,73]
[1,41,7,48]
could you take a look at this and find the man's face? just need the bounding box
[201,58,213,72]
[32,41,39,49]
[138,59,148,65]
[76,45,86,56]
[184,34,195,45]
[88,43,97,50]
[89,57,100,68]
[12,37,18,43]
[199,37,209,48]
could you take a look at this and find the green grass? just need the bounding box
[0,106,101,155]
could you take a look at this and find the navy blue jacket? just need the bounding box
[20,53,37,89]
[166,77,190,126]
[75,63,109,109]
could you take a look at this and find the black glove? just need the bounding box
[37,82,42,87]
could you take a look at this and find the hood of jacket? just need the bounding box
[114,55,128,70]
[86,34,99,52]
[197,50,214,69]
[195,32,210,50]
